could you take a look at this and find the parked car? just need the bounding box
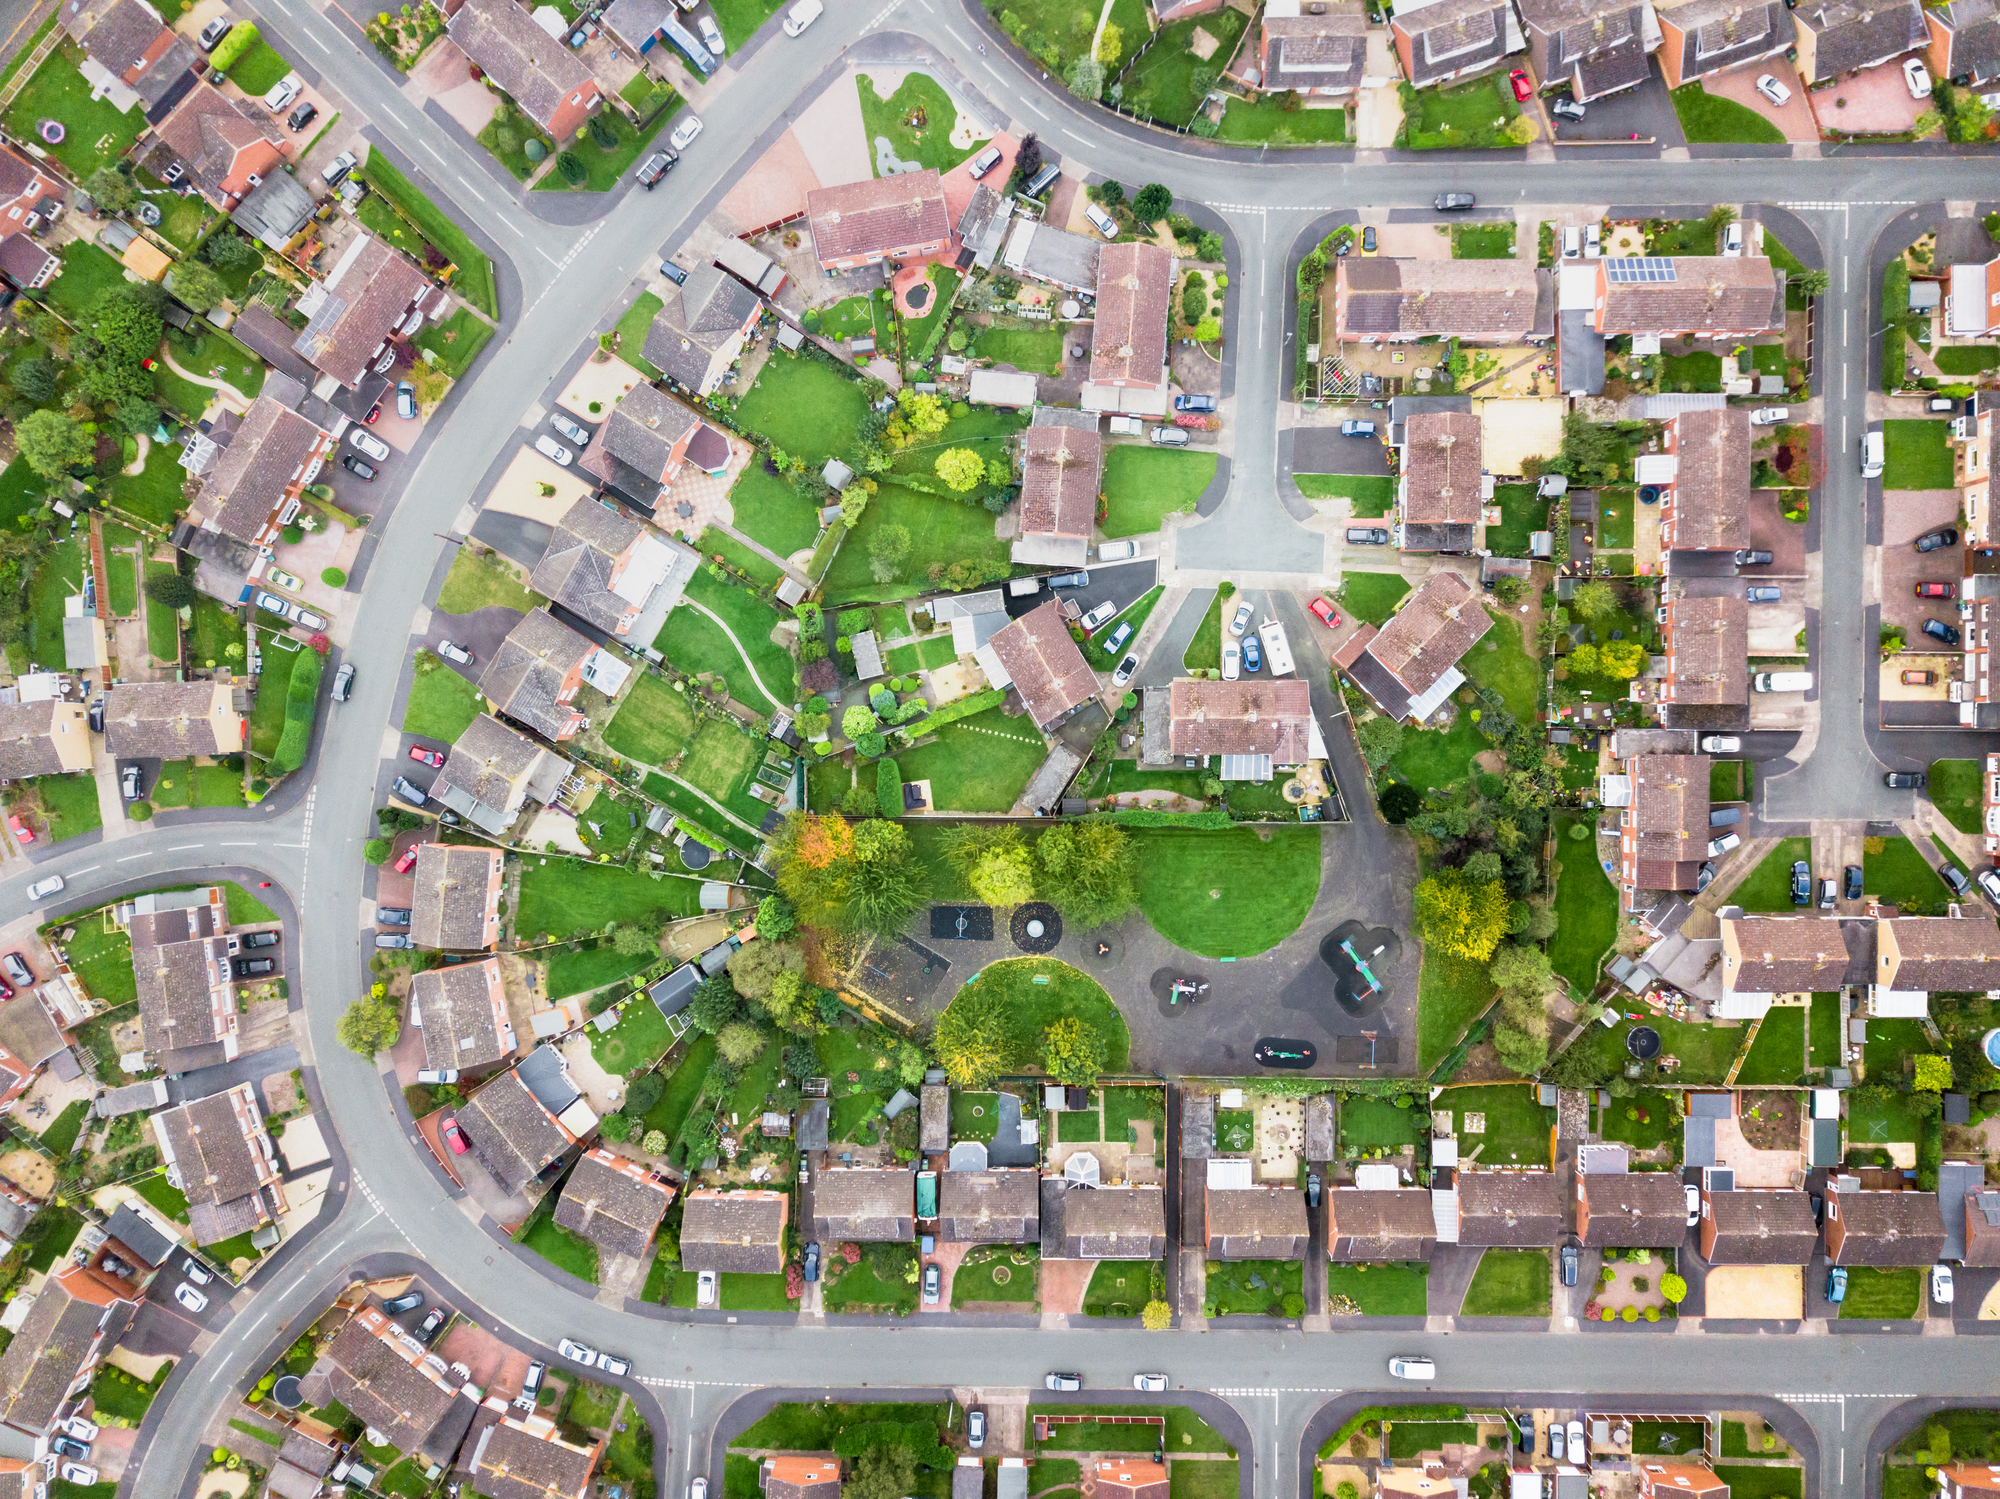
[1360,226,1376,255]
[1174,393,1217,413]
[1746,586,1781,602]
[1133,1373,1170,1391]
[1347,527,1390,545]
[0,953,32,989]
[442,1117,469,1153]
[1079,601,1117,631]
[1550,1422,1566,1462]
[321,151,357,187]
[1886,770,1927,789]
[255,591,294,620]
[697,1270,718,1307]
[1585,223,1601,258]
[1978,867,2000,906]
[922,1263,941,1304]
[1567,1421,1585,1461]
[1685,1183,1701,1226]
[1084,201,1119,238]
[1923,617,1963,645]
[1306,1172,1321,1209]
[1242,634,1262,673]
[409,744,446,767]
[1048,569,1089,588]
[1387,1357,1435,1381]
[394,846,420,874]
[393,380,417,420]
[1901,669,1938,685]
[1508,68,1532,99]
[1931,1263,1954,1303]
[696,12,725,52]
[58,1465,97,1486]
[1790,860,1812,905]
[49,1437,88,1461]
[1098,540,1138,561]
[1709,806,1742,829]
[1844,864,1863,900]
[534,435,575,465]
[802,1243,820,1282]
[1559,1239,1579,1286]
[377,907,413,927]
[1699,734,1741,753]
[1707,832,1740,857]
[348,428,390,462]
[265,563,302,587]
[967,145,1003,179]
[1825,1266,1848,1303]
[636,151,676,188]
[1916,527,1960,552]
[1434,192,1476,211]
[1103,621,1135,656]
[1309,597,1340,627]
[1561,226,1582,259]
[26,875,63,901]
[1148,426,1190,447]
[690,1482,707,1499]
[437,640,474,665]
[968,1407,986,1446]
[1749,407,1788,425]
[1228,602,1254,638]
[332,663,355,701]
[1222,641,1241,680]
[418,1307,447,1341]
[392,776,429,804]
[375,933,412,950]
[1916,581,1957,598]
[518,1362,545,1407]
[342,454,377,480]
[1045,1372,1083,1391]
[1904,56,1933,98]
[1551,96,1585,121]
[416,1067,456,1085]
[557,1338,597,1367]
[1695,862,1717,892]
[232,957,275,978]
[198,16,232,48]
[551,413,591,446]
[286,101,317,131]
[263,76,301,110]
[1755,73,1792,105]
[63,1417,100,1442]
[1111,655,1138,688]
[1733,549,1773,565]
[1340,419,1376,437]
[1818,877,1836,909]
[1722,221,1744,256]
[121,764,140,800]
[669,114,704,151]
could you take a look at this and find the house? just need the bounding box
[1095,1459,1170,1499]
[58,0,195,118]
[131,915,236,1060]
[999,218,1100,296]
[468,1409,600,1499]
[432,714,572,837]
[1875,910,2000,1001]
[678,1188,789,1273]
[1166,679,1315,774]
[1329,257,1552,343]
[0,146,65,292]
[1575,1152,1690,1247]
[1592,257,1782,338]
[1939,1468,2000,1499]
[811,1167,915,1242]
[230,171,316,253]
[1514,0,1653,99]
[642,265,762,396]
[0,1264,138,1437]
[1390,0,1522,86]
[1698,1185,1820,1263]
[1926,0,2000,89]
[553,1147,674,1259]
[103,681,244,759]
[1958,1188,2000,1266]
[1659,408,1752,553]
[1010,425,1102,568]
[805,171,951,272]
[1456,1171,1564,1245]
[980,600,1100,732]
[1791,0,1927,84]
[1049,1185,1168,1258]
[764,1456,843,1499]
[185,393,336,546]
[1250,0,1371,94]
[1654,596,1749,706]
[529,498,698,639]
[1720,916,1855,1018]
[319,1305,460,1455]
[1323,1188,1437,1261]
[457,1067,578,1196]
[578,382,726,507]
[1082,243,1174,416]
[936,1169,1041,1242]
[411,958,515,1074]
[478,608,597,742]
[1822,1174,1946,1265]
[1637,1464,1730,1499]
[446,0,604,140]
[147,82,290,212]
[1334,570,1494,722]
[150,1082,287,1245]
[1653,0,1795,86]
[1618,753,1711,896]
[1206,1182,1311,1259]
[410,843,505,952]
[1397,410,1484,553]
[0,700,91,780]
[958,183,1013,275]
[292,233,437,389]
[1947,256,2000,339]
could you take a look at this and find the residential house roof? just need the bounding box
[411,959,513,1073]
[920,1083,948,1153]
[1667,408,1752,551]
[1088,242,1173,388]
[765,1456,843,1499]
[1930,0,2000,81]
[0,1265,136,1435]
[103,681,240,759]
[133,934,230,1055]
[292,233,432,388]
[1638,1464,1731,1498]
[986,599,1099,732]
[479,608,594,741]
[1795,0,1926,78]
[446,0,602,137]
[1259,0,1370,91]
[189,393,330,543]
[278,1429,340,1477]
[1325,1187,1438,1261]
[528,499,696,637]
[805,171,950,264]
[1016,424,1103,541]
[553,1148,673,1259]
[153,1086,270,1209]
[1703,1188,1820,1262]
[61,0,195,109]
[1394,0,1517,85]
[434,714,568,835]
[322,1308,458,1455]
[1722,915,1852,993]
[679,1189,789,1273]
[1599,256,1781,333]
[1055,1184,1167,1258]
[811,1167,915,1242]
[0,993,66,1071]
[153,81,286,207]
[1166,678,1313,763]
[1095,1459,1170,1499]
[1878,911,2000,991]
[1206,1186,1310,1259]
[0,701,90,779]
[1828,1180,1947,1265]
[591,382,700,486]
[1660,595,1749,703]
[1628,753,1711,890]
[937,1169,1040,1242]
[230,170,316,251]
[410,842,504,952]
[1516,0,1650,90]
[1335,257,1549,339]
[1657,0,1796,76]
[229,304,321,386]
[1401,410,1483,533]
[469,1416,599,1499]
[1938,1468,2000,1499]
[1456,1171,1565,1246]
[642,266,762,392]
[1578,1171,1689,1246]
[457,1069,573,1196]
[1365,571,1493,697]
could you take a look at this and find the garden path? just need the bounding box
[121,433,149,476]
[157,341,252,411]
[683,597,788,711]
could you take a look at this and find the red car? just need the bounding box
[1309,597,1342,628]
[364,402,382,424]
[1509,69,1533,101]
[408,745,446,767]
[441,1117,469,1154]
[1915,582,1956,599]
[7,814,33,845]
[394,845,420,874]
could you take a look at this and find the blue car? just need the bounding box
[1103,621,1134,656]
[1173,393,1217,413]
[1825,1266,1847,1303]
[1242,634,1262,672]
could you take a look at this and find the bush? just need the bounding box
[270,648,325,773]
[128,800,153,821]
[557,152,586,185]
[364,838,391,864]
[281,523,305,545]
[876,759,903,819]
[321,567,347,587]
[210,21,259,70]
[145,570,197,610]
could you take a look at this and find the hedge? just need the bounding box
[896,687,1006,743]
[211,21,258,70]
[1104,807,1233,828]
[269,648,324,773]
[876,759,902,819]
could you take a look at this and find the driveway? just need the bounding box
[1549,62,1684,147]
[1703,1263,1802,1320]
[1702,62,1818,143]
[1289,426,1392,477]
[1809,61,1926,136]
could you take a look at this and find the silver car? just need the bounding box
[1079,601,1117,631]
[348,428,390,462]
[550,414,591,446]
[534,435,574,466]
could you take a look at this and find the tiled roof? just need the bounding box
[458,1068,571,1196]
[104,681,237,760]
[1878,911,2000,991]
[1704,1188,1819,1263]
[1096,1459,1170,1499]
[1666,407,1753,551]
[0,700,87,778]
[479,608,593,740]
[1829,1183,1947,1265]
[1661,595,1748,703]
[446,0,601,135]
[1401,411,1483,525]
[1628,753,1710,890]
[412,959,511,1072]
[1723,916,1850,993]
[62,0,165,75]
[1206,1186,1310,1259]
[553,1148,672,1259]
[679,1189,788,1272]
[471,1418,598,1499]
[292,234,431,388]
[0,1266,134,1434]
[595,383,699,485]
[154,1088,266,1207]
[1261,0,1369,91]
[936,1169,1040,1242]
[190,393,329,543]
[1017,425,1103,540]
[805,171,950,263]
[1057,1184,1166,1258]
[153,82,284,202]
[766,1456,844,1499]
[230,304,321,386]
[1167,678,1312,761]
[528,499,696,637]
[1658,0,1794,74]
[1326,1187,1437,1261]
[811,1167,915,1241]
[1365,571,1492,696]
[323,1311,458,1454]
[1797,0,1926,78]
[435,714,556,828]
[133,934,230,1053]
[1600,256,1780,333]
[1579,1171,1689,1246]
[987,599,1098,731]
[1395,0,1514,83]
[1088,242,1173,387]
[0,993,65,1069]
[410,843,503,951]
[1336,258,1547,338]
[642,266,762,392]
[1456,1171,1564,1246]
[1931,0,2000,81]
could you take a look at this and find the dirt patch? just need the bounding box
[1737,1089,1801,1152]
[0,1150,53,1196]
[1188,25,1221,59]
[1704,1264,1801,1320]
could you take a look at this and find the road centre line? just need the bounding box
[116,853,149,862]
[305,29,330,51]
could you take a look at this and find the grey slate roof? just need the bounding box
[643,265,762,391]
[411,960,511,1072]
[679,1190,788,1272]
[811,1167,915,1242]
[552,1150,671,1259]
[1796,0,1926,79]
[410,842,502,952]
[479,608,593,740]
[1395,0,1517,84]
[1657,0,1795,77]
[458,1068,571,1196]
[937,1169,1040,1242]
[1457,1171,1565,1246]
[1930,0,2000,81]
[0,1268,135,1434]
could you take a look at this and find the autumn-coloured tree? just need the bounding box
[1413,866,1512,962]
[1141,1300,1171,1330]
[934,988,1007,1089]
[969,843,1036,906]
[1042,1016,1106,1086]
[934,448,984,491]
[771,811,856,924]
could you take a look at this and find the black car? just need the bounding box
[1361,225,1377,253]
[1559,1239,1579,1286]
[1886,770,1927,789]
[198,16,232,49]
[1843,864,1863,900]
[1943,861,1972,895]
[1306,1172,1322,1209]
[1253,1038,1317,1068]
[286,101,317,131]
[1923,617,1963,645]
[241,930,279,949]
[383,1291,424,1314]
[1346,526,1391,545]
[377,907,413,927]
[342,454,377,480]
[1789,859,1812,905]
[802,1242,820,1282]
[1916,527,1960,553]
[635,149,676,188]
[232,957,275,979]
[417,1307,448,1341]
[1695,860,1716,892]
[1733,549,1773,566]
[1435,192,1476,211]
[88,700,104,733]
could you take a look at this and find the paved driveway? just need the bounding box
[1550,63,1683,147]
[1703,62,1818,142]
[1809,61,1926,136]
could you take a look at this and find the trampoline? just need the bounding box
[1627,1025,1662,1060]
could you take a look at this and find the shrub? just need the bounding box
[281,523,305,545]
[321,567,347,587]
[364,838,391,864]
[211,21,259,70]
[876,759,903,819]
[128,801,153,821]
[270,648,325,773]
[557,152,586,185]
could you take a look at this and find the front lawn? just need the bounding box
[1934,346,2000,375]
[1132,827,1322,958]
[14,771,104,844]
[413,308,495,378]
[1735,1007,1806,1086]
[823,1247,919,1314]
[603,672,698,764]
[1837,1266,1922,1320]
[247,641,303,758]
[357,149,498,318]
[884,704,1046,813]
[1182,588,1226,672]
[1101,446,1216,537]
[1711,759,1747,801]
[972,325,1064,373]
[516,856,700,941]
[1711,1469,1802,1499]
[1928,759,1983,834]
[227,40,292,94]
[3,44,145,178]
[856,72,986,175]
[1881,420,1954,490]
[1452,223,1516,259]
[1123,10,1249,127]
[1548,815,1618,997]
[1217,94,1348,144]
[1326,1261,1429,1315]
[1438,1083,1552,1166]
[1460,1249,1550,1317]
[1401,73,1521,150]
[728,466,821,558]
[1865,835,1951,910]
[614,291,664,378]
[1661,351,1724,392]
[1083,1259,1154,1317]
[1206,1257,1302,1317]
[1731,837,1813,912]
[821,480,1008,604]
[951,1246,1038,1306]
[520,1208,599,1282]
[710,0,784,46]
[438,548,536,615]
[1296,473,1396,517]
[1339,571,1412,625]
[401,656,485,742]
[532,108,672,193]
[1670,82,1785,144]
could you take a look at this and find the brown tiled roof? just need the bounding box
[134,934,230,1053]
[446,0,601,135]
[458,1068,571,1195]
[323,1311,458,1454]
[1336,258,1546,338]
[1096,1459,1170,1499]
[435,714,556,828]
[1017,425,1102,539]
[292,234,431,388]
[1600,256,1780,333]
[1931,0,2000,81]
[987,599,1098,731]
[1828,1184,1947,1266]
[1666,408,1752,551]
[1401,412,1482,525]
[1326,1187,1438,1261]
[103,681,237,759]
[1456,1171,1564,1247]
[766,1456,843,1499]
[811,1167,915,1242]
[1723,916,1850,993]
[1059,1185,1166,1258]
[805,171,950,263]
[1089,242,1173,387]
[1206,1186,1310,1259]
[1629,753,1710,889]
[278,1429,339,1477]
[1704,1188,1819,1263]
[479,608,592,740]
[1365,571,1493,696]
[1938,1466,2000,1499]
[1579,1171,1688,1246]
[153,82,284,202]
[1878,911,2000,991]
[1167,678,1312,762]
[154,1088,267,1207]
[411,959,511,1072]
[410,843,503,952]
[528,498,697,637]
[937,1169,1040,1243]
[471,1418,598,1499]
[190,394,329,543]
[0,701,88,779]
[0,993,65,1069]
[553,1148,672,1259]
[0,1266,135,1434]
[1394,0,1514,83]
[679,1189,788,1272]
[1262,2,1369,91]
[1661,596,1748,703]
[595,383,699,485]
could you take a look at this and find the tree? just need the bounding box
[1659,1272,1687,1305]
[1503,114,1537,146]
[843,704,879,741]
[716,1020,769,1065]
[969,843,1036,906]
[89,283,165,366]
[337,993,400,1054]
[9,356,55,404]
[1949,89,1992,142]
[1492,1022,1549,1077]
[1378,783,1421,823]
[1792,267,1830,298]
[599,1111,633,1142]
[935,994,1007,1088]
[1597,640,1648,679]
[641,1129,668,1154]
[847,1445,918,1499]
[1489,941,1553,999]
[1566,642,1602,677]
[205,231,262,270]
[1570,580,1618,621]
[1915,1054,1954,1091]
[845,818,927,935]
[113,396,160,436]
[756,893,798,941]
[167,259,227,312]
[1036,818,1137,926]
[15,409,90,481]
[1132,183,1173,222]
[1413,866,1512,962]
[363,838,391,865]
[726,938,805,1001]
[867,522,911,583]
[145,568,197,610]
[896,388,947,436]
[612,924,659,957]
[1355,715,1404,771]
[687,975,743,1034]
[876,758,903,820]
[1095,179,1125,209]
[934,447,984,491]
[759,970,820,1033]
[625,1073,665,1117]
[1042,1016,1106,1086]
[1065,55,1104,98]
[771,811,858,925]
[1141,1299,1171,1330]
[83,166,134,213]
[1096,22,1123,64]
[986,455,1011,488]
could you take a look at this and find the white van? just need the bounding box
[782,0,821,33]
[1860,430,1885,478]
[1753,671,1814,693]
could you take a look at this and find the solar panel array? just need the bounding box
[1604,257,1679,283]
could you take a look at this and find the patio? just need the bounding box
[558,353,647,422]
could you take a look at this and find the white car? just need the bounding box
[1755,73,1792,106]
[59,1464,97,1486]
[256,591,297,621]
[1133,1373,1169,1391]
[63,1417,98,1442]
[1749,407,1788,425]
[1079,601,1117,631]
[437,640,473,665]
[1903,57,1932,98]
[598,1352,632,1377]
[696,13,724,53]
[670,114,704,152]
[348,428,390,462]
[534,434,575,466]
[696,1269,718,1307]
[558,1337,598,1367]
[1685,1183,1701,1226]
[1932,1263,1954,1304]
[1979,867,2000,906]
[1699,734,1742,753]
[263,76,302,111]
[1387,1356,1435,1381]
[1228,601,1253,638]
[294,606,329,632]
[1567,1421,1585,1460]
[1584,223,1601,259]
[550,413,591,446]
[173,1282,208,1313]
[690,1482,708,1499]
[1222,641,1241,681]
[266,567,303,591]
[26,875,63,901]
[1722,222,1744,257]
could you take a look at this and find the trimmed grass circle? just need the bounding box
[1133,827,1322,958]
[938,957,1130,1072]
[321,567,347,587]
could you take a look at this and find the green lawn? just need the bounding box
[101,524,137,616]
[413,308,496,378]
[1326,1261,1429,1315]
[401,658,485,742]
[952,1246,1038,1306]
[1123,10,1249,127]
[1934,346,2000,375]
[1548,815,1618,997]
[520,1209,599,1282]
[2,44,146,178]
[1462,608,1537,720]
[1169,1459,1240,1498]
[63,920,136,1004]
[549,942,657,999]
[28,535,85,667]
[679,569,797,713]
[1865,835,1951,910]
[1082,1260,1154,1317]
[1384,710,1487,799]
[1711,759,1746,801]
[1836,1265,1922,1320]
[1736,1006,1806,1086]
[1928,758,1983,834]
[118,440,197,529]
[1101,446,1217,537]
[515,856,700,940]
[1860,1015,1934,1081]
[1460,1249,1550,1317]
[247,641,302,759]
[823,1248,920,1314]
[1661,351,1724,392]
[1087,587,1164,667]
[587,995,676,1074]
[39,1098,90,1155]
[1597,1087,1679,1151]
[1217,95,1348,144]
[1296,473,1396,517]
[1182,589,1226,672]
[1633,1421,1707,1456]
[898,263,961,358]
[823,478,1010,603]
[1339,571,1412,626]
[1562,1012,1746,1086]
[604,672,698,764]
[811,292,882,342]
[883,635,960,673]
[613,291,664,378]
[1417,946,1495,1073]
[972,325,1064,373]
[1206,1256,1302,1317]
[885,704,1046,813]
[728,466,822,558]
[1809,992,1842,1069]
[1132,827,1322,958]
[699,526,786,587]
[1338,1095,1424,1150]
[1452,223,1517,259]
[1711,1468,1802,1499]
[16,771,104,843]
[357,149,498,318]
[476,109,551,182]
[45,240,128,319]
[1485,483,1542,554]
[1849,1089,1924,1147]
[856,72,987,175]
[951,1089,1002,1144]
[438,548,536,615]
[941,957,1129,1071]
[1881,420,1954,490]
[1402,72,1521,149]
[1670,82,1786,144]
[226,39,292,93]
[1731,837,1813,912]
[1440,1084,1552,1166]
[710,0,784,47]
[532,108,672,193]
